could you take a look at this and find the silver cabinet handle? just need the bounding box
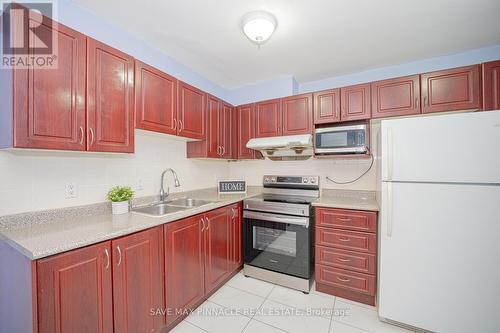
[337,217,352,222]
[200,218,205,231]
[173,119,177,131]
[116,246,122,267]
[231,207,237,219]
[217,146,221,155]
[205,217,210,230]
[424,96,428,106]
[104,249,110,270]
[178,120,183,131]
[221,146,225,156]
[338,236,350,242]
[79,126,84,145]
[415,97,419,110]
[337,276,351,282]
[337,257,351,262]
[89,128,95,145]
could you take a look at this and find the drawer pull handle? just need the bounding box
[337,257,351,262]
[338,236,350,242]
[337,218,352,222]
[337,276,351,282]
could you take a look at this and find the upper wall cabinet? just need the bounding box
[135,61,177,135]
[282,93,313,135]
[255,98,282,138]
[371,75,421,118]
[236,104,258,159]
[220,102,234,158]
[177,81,206,140]
[10,16,87,151]
[313,89,341,124]
[341,83,371,121]
[421,65,481,114]
[87,39,135,153]
[483,60,500,111]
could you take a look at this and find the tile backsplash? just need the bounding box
[0,130,229,216]
[0,123,379,216]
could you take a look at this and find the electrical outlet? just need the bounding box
[65,183,78,199]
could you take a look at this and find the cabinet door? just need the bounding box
[236,104,257,159]
[282,93,313,135]
[206,95,221,158]
[13,17,86,150]
[112,227,165,333]
[177,81,206,139]
[87,38,134,153]
[204,207,231,293]
[229,204,242,271]
[164,215,205,326]
[135,60,177,135]
[220,102,233,158]
[37,242,113,333]
[313,89,341,124]
[371,75,420,118]
[255,98,282,138]
[421,65,481,114]
[341,83,371,121]
[483,60,500,111]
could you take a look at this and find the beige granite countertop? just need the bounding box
[313,189,379,211]
[0,187,378,260]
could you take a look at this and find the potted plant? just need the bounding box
[107,186,134,215]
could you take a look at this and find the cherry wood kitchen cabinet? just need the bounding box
[87,38,135,153]
[371,75,421,118]
[112,227,165,333]
[10,16,87,151]
[313,89,341,124]
[186,96,233,159]
[421,65,481,114]
[220,102,234,158]
[255,98,282,138]
[204,207,232,293]
[483,60,500,111]
[281,93,314,135]
[228,203,243,270]
[236,103,260,159]
[341,83,371,121]
[164,214,205,326]
[37,242,113,333]
[177,81,207,139]
[315,207,378,306]
[135,60,177,135]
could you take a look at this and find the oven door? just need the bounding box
[243,210,311,279]
[315,124,368,154]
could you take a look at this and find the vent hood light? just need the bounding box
[242,11,277,45]
[246,134,313,161]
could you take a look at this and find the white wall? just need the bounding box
[228,122,380,191]
[0,131,229,216]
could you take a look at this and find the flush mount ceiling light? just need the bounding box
[241,11,277,46]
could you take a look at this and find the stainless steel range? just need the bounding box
[243,175,320,293]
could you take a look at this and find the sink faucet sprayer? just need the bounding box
[159,168,181,202]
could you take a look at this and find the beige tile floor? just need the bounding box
[170,271,415,333]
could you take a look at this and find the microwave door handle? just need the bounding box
[243,211,309,227]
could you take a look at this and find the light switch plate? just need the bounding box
[65,183,78,199]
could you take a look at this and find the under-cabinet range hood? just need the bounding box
[246,134,313,161]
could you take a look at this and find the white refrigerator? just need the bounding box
[378,111,500,333]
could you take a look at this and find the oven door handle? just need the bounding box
[243,211,309,227]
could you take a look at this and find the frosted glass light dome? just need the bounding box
[242,11,277,45]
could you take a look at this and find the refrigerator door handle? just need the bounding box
[387,128,393,181]
[387,182,393,237]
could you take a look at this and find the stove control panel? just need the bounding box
[263,175,320,188]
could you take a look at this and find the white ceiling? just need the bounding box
[70,0,500,89]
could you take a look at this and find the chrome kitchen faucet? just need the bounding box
[159,168,181,202]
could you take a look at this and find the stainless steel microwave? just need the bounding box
[314,124,369,155]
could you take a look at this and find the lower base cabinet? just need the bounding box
[164,203,241,329]
[33,203,242,333]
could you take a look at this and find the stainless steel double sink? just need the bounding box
[132,198,216,217]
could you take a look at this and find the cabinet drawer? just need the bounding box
[316,245,376,275]
[316,264,376,296]
[316,227,376,254]
[316,208,376,233]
